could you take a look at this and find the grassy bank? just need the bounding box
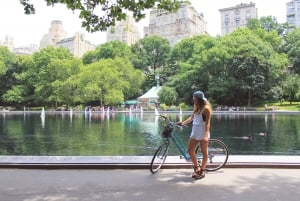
[259,101,300,111]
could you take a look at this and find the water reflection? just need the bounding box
[0,111,299,156]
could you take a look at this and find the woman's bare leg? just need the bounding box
[200,140,208,170]
[187,138,200,169]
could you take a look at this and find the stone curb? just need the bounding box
[1,155,300,169]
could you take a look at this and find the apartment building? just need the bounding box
[40,20,68,49]
[55,32,96,58]
[40,20,95,57]
[0,35,14,51]
[219,2,257,35]
[287,0,300,29]
[106,16,141,45]
[13,44,39,55]
[144,1,208,46]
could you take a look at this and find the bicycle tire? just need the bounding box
[150,141,169,173]
[196,139,229,172]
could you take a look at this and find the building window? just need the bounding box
[225,27,230,34]
[224,14,229,24]
[235,15,240,27]
[184,22,188,30]
[246,11,251,19]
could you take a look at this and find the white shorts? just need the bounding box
[190,124,210,140]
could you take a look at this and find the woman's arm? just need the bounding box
[203,106,211,140]
[181,114,194,126]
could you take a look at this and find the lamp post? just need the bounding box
[265,21,270,32]
[155,75,160,87]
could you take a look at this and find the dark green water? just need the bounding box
[0,111,299,156]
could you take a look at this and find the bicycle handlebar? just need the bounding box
[160,115,187,129]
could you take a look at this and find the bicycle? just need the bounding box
[150,115,229,173]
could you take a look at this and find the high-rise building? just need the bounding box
[286,0,300,29]
[219,2,257,35]
[13,44,39,55]
[144,1,207,46]
[2,35,14,51]
[106,16,141,45]
[40,21,95,57]
[55,32,96,58]
[40,20,68,49]
[1,36,38,55]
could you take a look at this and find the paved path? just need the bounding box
[0,168,299,201]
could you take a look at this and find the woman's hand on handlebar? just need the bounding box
[176,122,187,128]
[176,121,183,126]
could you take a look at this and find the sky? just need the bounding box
[0,0,289,47]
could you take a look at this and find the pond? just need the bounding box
[0,111,299,156]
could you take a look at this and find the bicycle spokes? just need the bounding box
[206,139,229,171]
[150,142,169,173]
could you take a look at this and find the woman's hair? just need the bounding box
[193,97,205,114]
[193,97,212,114]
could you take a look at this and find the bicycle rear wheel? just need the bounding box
[197,139,228,171]
[150,141,169,174]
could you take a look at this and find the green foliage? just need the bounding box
[282,74,300,104]
[131,36,171,90]
[0,47,18,104]
[2,85,25,104]
[131,36,171,74]
[20,0,180,32]
[158,86,178,106]
[179,102,189,110]
[83,41,133,64]
[31,47,79,106]
[247,16,289,37]
[282,28,300,74]
[77,57,143,106]
[0,24,297,109]
[167,28,289,107]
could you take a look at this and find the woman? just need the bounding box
[177,90,212,179]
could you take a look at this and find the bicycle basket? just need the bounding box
[161,123,173,138]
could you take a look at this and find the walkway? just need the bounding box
[0,168,299,201]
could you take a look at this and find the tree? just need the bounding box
[282,28,300,74]
[282,74,300,104]
[168,36,219,102]
[1,55,35,106]
[31,46,78,106]
[0,47,17,105]
[158,86,178,106]
[82,41,133,64]
[168,28,288,106]
[229,51,268,106]
[131,36,171,90]
[166,35,217,81]
[131,36,171,75]
[247,16,289,37]
[20,0,179,32]
[77,57,143,106]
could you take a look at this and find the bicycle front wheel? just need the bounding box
[196,139,228,172]
[150,141,169,174]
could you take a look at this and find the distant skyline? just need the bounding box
[0,0,288,47]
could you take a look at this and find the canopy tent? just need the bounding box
[137,86,161,107]
[124,100,138,105]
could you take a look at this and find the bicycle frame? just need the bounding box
[170,128,191,160]
[150,115,229,173]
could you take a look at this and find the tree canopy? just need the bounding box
[20,0,180,32]
[1,26,299,109]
